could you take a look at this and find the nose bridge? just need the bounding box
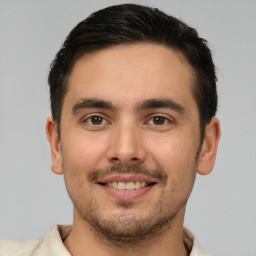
[107,118,145,165]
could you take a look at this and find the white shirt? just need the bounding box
[0,225,211,256]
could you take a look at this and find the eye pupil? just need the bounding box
[91,116,103,125]
[153,116,165,125]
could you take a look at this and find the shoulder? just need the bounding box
[0,225,72,256]
[183,227,212,256]
[0,238,45,256]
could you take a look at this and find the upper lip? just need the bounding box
[97,174,157,184]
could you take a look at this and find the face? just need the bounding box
[47,43,220,243]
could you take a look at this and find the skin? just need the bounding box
[46,43,220,256]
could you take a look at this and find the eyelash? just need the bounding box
[83,115,109,126]
[146,115,172,126]
[82,113,175,131]
[81,114,174,128]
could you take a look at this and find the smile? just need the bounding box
[105,181,152,190]
[97,174,157,200]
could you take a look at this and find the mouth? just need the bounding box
[97,175,157,200]
[98,181,156,190]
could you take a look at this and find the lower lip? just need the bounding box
[100,184,154,200]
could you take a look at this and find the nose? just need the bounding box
[106,123,146,166]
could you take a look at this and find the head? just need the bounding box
[48,4,217,141]
[46,4,220,245]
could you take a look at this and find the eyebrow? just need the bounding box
[72,97,184,115]
[72,98,115,114]
[137,98,184,113]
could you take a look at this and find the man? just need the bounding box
[0,4,220,256]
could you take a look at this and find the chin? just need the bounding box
[74,197,186,245]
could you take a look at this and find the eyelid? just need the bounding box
[82,113,111,125]
[145,114,175,125]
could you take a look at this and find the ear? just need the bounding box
[45,116,63,175]
[197,118,221,175]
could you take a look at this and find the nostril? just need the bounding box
[111,157,120,163]
[110,157,139,165]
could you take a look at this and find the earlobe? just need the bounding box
[45,116,63,175]
[197,118,221,175]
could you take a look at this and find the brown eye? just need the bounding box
[87,116,106,125]
[149,116,168,125]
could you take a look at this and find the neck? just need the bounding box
[64,209,189,256]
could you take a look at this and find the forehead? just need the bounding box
[64,43,196,110]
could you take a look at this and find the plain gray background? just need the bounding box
[0,1,255,255]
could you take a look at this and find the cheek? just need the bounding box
[149,136,196,165]
[61,131,108,172]
[147,134,198,185]
[153,140,197,208]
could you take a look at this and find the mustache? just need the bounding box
[88,164,167,185]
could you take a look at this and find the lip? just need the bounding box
[102,185,154,200]
[98,174,156,183]
[97,174,156,200]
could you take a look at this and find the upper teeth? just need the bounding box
[107,181,148,190]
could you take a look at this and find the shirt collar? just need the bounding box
[49,225,211,256]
